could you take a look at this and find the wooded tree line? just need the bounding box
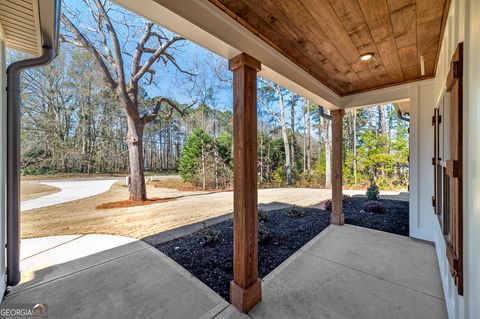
[178,79,409,190]
[17,45,409,190]
[15,0,409,193]
[17,47,224,177]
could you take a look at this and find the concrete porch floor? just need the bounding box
[224,225,447,319]
[4,225,446,319]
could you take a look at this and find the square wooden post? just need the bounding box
[331,109,344,225]
[229,53,262,313]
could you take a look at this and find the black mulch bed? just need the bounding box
[154,196,408,301]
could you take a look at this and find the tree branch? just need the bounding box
[164,52,196,76]
[92,0,127,96]
[61,14,117,92]
[131,36,184,84]
[142,97,194,124]
[130,22,154,80]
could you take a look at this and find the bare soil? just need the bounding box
[21,182,61,201]
[20,185,334,239]
[147,178,201,191]
[95,197,177,209]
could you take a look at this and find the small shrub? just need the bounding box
[258,208,269,222]
[362,200,385,214]
[319,199,332,211]
[258,221,271,243]
[287,205,305,218]
[320,196,351,211]
[199,227,220,246]
[366,182,380,201]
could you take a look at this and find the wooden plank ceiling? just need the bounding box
[208,0,451,96]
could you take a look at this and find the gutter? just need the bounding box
[5,0,61,287]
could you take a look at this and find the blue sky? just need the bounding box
[62,0,233,111]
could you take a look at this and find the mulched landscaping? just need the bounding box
[153,196,408,300]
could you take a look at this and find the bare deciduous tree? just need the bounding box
[62,0,193,200]
[258,80,292,185]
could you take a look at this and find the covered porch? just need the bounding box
[109,0,452,314]
[4,223,446,319]
[1,0,469,317]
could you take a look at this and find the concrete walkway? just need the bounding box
[218,225,447,319]
[21,179,117,211]
[6,224,444,319]
[6,235,230,319]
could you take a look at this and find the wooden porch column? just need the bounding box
[331,109,344,225]
[229,53,262,312]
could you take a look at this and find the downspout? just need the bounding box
[319,106,332,121]
[6,47,55,286]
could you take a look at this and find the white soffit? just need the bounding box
[0,0,42,55]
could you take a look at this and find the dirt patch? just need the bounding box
[95,197,176,209]
[147,178,232,192]
[21,182,61,201]
[147,178,200,191]
[155,197,409,301]
[20,181,215,239]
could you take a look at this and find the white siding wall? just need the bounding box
[430,0,469,318]
[464,0,480,318]
[0,39,7,297]
[408,80,435,241]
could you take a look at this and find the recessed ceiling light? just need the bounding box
[360,53,374,61]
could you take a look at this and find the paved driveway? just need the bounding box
[21,179,118,211]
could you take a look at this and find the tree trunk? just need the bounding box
[378,105,387,136]
[303,112,307,174]
[353,109,357,186]
[201,141,206,190]
[306,101,311,171]
[127,116,147,201]
[290,93,295,170]
[278,89,292,185]
[325,119,332,188]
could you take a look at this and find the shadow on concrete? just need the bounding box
[8,239,228,319]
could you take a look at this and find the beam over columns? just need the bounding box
[229,53,262,313]
[331,109,344,225]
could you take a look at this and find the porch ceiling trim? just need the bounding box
[340,78,433,109]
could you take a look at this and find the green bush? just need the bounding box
[366,182,380,201]
[198,227,220,246]
[287,205,304,218]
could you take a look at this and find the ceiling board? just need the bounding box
[209,0,450,96]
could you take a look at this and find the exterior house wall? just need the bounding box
[464,0,480,318]
[0,39,6,297]
[430,0,471,318]
[408,81,435,241]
